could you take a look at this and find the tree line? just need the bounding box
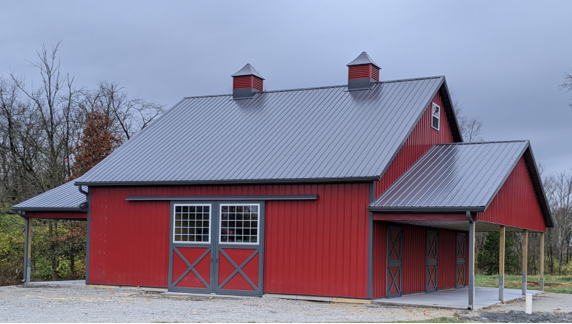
[0,44,164,284]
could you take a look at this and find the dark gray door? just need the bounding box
[387,226,403,297]
[168,201,264,296]
[426,229,438,292]
[456,232,466,288]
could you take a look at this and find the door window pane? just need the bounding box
[173,204,211,243]
[220,204,260,244]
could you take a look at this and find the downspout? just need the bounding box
[17,211,30,284]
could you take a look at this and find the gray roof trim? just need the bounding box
[126,194,318,201]
[11,207,85,212]
[12,180,87,212]
[438,79,463,142]
[368,206,485,213]
[522,146,554,227]
[75,177,379,186]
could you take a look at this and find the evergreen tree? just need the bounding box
[477,231,519,275]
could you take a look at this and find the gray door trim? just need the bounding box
[168,200,265,296]
[168,200,215,294]
[387,225,403,298]
[426,229,438,292]
[214,201,265,296]
[456,232,466,288]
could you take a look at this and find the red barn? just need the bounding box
[14,52,553,308]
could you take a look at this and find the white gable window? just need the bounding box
[431,103,440,130]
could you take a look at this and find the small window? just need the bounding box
[220,204,259,244]
[173,204,211,243]
[431,103,440,130]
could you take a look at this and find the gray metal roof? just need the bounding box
[347,52,380,69]
[76,76,458,186]
[231,64,265,79]
[369,141,553,227]
[12,180,87,212]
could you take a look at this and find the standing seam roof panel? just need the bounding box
[77,77,448,184]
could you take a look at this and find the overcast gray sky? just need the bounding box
[1,1,571,174]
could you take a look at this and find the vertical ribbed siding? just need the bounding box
[252,76,263,91]
[348,65,372,80]
[478,157,546,232]
[233,75,253,89]
[402,225,426,294]
[375,91,454,198]
[372,221,387,298]
[89,183,371,297]
[438,229,457,289]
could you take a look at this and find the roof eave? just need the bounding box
[368,206,485,213]
[75,176,380,187]
[11,207,86,213]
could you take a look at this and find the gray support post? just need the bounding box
[499,225,505,302]
[22,217,29,283]
[522,229,528,295]
[25,218,32,283]
[467,211,475,310]
[540,232,545,291]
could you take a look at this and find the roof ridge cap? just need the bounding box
[435,140,529,146]
[182,75,445,100]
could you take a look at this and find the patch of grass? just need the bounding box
[475,274,572,294]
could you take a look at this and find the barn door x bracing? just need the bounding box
[387,226,403,297]
[456,232,466,288]
[168,201,264,296]
[426,229,438,292]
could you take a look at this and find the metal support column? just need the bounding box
[540,232,545,291]
[22,217,29,283]
[467,211,475,310]
[522,229,528,295]
[25,218,32,283]
[499,225,505,302]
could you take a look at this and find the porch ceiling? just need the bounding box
[376,220,537,232]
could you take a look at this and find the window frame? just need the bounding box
[431,103,440,131]
[172,203,212,244]
[219,203,261,246]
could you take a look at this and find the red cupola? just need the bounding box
[232,63,265,99]
[347,52,380,90]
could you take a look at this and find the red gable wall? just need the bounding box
[478,157,546,232]
[374,90,455,197]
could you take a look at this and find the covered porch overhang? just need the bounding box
[369,210,546,310]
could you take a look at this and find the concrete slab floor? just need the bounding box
[373,287,542,310]
[25,280,86,287]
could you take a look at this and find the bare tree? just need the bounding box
[543,171,572,275]
[450,90,484,142]
[559,70,572,110]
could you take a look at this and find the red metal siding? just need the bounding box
[233,75,253,89]
[401,225,426,294]
[478,157,546,232]
[252,76,263,91]
[26,211,87,220]
[89,183,370,297]
[375,92,455,197]
[372,221,387,298]
[437,229,457,289]
[348,65,372,80]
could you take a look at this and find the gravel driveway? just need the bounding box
[0,284,570,323]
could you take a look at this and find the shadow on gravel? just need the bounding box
[463,311,572,323]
